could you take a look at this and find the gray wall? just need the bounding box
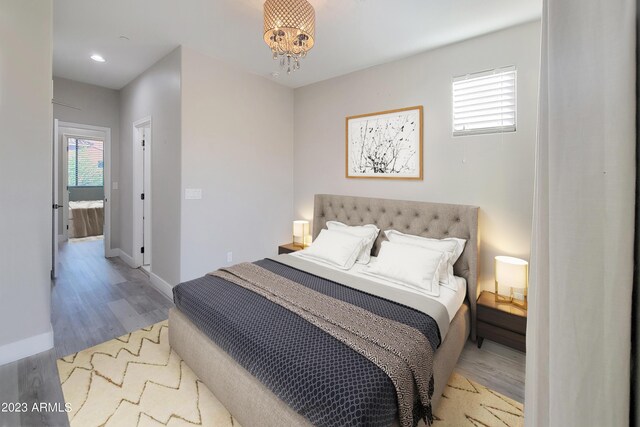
[53,77,120,246]
[69,187,104,201]
[292,21,541,293]
[119,47,182,285]
[179,47,294,282]
[0,0,53,353]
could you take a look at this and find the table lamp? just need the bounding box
[293,220,310,248]
[495,256,529,308]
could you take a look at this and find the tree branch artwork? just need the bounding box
[347,106,422,179]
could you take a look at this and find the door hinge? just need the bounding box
[141,193,145,200]
[141,247,144,254]
[142,139,145,147]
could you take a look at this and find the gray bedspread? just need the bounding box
[173,258,444,427]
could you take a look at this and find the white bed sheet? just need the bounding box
[68,200,103,210]
[291,253,466,322]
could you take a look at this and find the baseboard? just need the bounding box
[57,234,68,243]
[0,325,54,367]
[117,249,138,268]
[113,250,171,300]
[149,272,174,301]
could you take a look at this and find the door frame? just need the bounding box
[133,116,152,268]
[52,119,59,279]
[58,121,111,256]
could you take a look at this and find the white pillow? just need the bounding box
[326,221,380,264]
[384,230,466,291]
[363,241,445,296]
[296,229,366,270]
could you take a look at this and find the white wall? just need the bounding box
[180,47,294,282]
[53,77,120,246]
[119,47,182,286]
[0,0,53,362]
[293,21,541,292]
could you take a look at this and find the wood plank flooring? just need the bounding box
[0,240,172,427]
[0,239,524,427]
[456,340,526,402]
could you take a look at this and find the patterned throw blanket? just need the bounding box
[173,259,442,427]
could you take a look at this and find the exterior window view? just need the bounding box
[68,138,104,187]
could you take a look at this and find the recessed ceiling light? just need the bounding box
[90,54,106,63]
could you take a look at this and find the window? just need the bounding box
[452,66,516,136]
[68,138,104,187]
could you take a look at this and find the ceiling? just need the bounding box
[53,0,541,90]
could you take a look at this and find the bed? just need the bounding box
[169,194,478,427]
[68,200,104,238]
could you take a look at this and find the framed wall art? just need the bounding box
[345,106,423,180]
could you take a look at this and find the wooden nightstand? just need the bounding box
[476,291,527,352]
[278,243,303,255]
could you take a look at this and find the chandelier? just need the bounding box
[263,0,315,74]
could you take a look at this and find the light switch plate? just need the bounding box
[112,182,119,190]
[185,188,202,200]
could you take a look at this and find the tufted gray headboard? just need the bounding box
[313,194,479,340]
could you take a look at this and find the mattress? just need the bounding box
[291,253,467,322]
[173,257,447,426]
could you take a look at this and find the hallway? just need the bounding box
[52,240,171,357]
[0,240,172,427]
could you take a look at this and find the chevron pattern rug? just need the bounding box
[57,321,523,427]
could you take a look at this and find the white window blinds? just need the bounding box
[452,66,516,136]
[68,138,104,187]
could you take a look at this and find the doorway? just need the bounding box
[52,121,111,278]
[133,117,151,271]
[64,134,105,241]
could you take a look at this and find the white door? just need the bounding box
[142,127,151,266]
[51,119,60,278]
[133,117,151,268]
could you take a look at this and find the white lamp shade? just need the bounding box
[293,220,309,237]
[495,256,528,287]
[293,220,310,246]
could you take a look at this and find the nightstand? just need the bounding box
[476,291,527,352]
[278,243,303,255]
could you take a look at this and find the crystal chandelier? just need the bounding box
[263,0,315,74]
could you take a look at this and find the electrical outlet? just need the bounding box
[226,252,233,263]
